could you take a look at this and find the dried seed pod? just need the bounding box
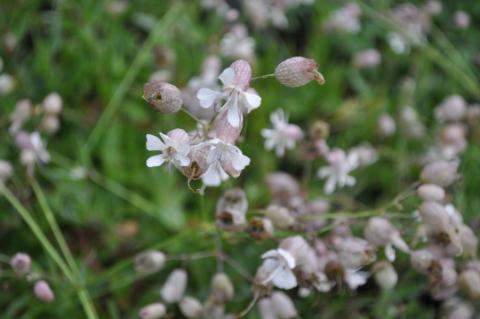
[143,81,182,114]
[275,56,325,87]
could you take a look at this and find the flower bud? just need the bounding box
[271,291,297,319]
[143,81,182,114]
[454,11,470,29]
[377,113,396,137]
[459,225,478,258]
[364,217,395,247]
[160,269,187,303]
[139,303,166,319]
[265,172,300,202]
[134,250,166,274]
[353,49,381,68]
[179,296,203,318]
[421,161,458,187]
[40,115,60,134]
[410,249,434,274]
[419,201,451,231]
[417,184,445,202]
[435,95,467,122]
[33,280,54,303]
[264,205,295,229]
[0,73,15,95]
[258,298,276,319]
[231,59,252,90]
[0,160,13,183]
[458,270,480,299]
[42,92,63,115]
[216,188,248,230]
[211,273,235,303]
[275,57,325,87]
[373,261,398,290]
[10,252,31,276]
[440,298,473,319]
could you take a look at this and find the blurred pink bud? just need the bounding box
[265,172,301,201]
[143,81,183,114]
[454,11,470,29]
[40,115,60,134]
[271,291,297,318]
[42,92,63,115]
[458,270,480,299]
[33,280,54,303]
[435,95,467,122]
[211,273,235,303]
[139,303,166,319]
[258,297,276,319]
[179,296,203,318]
[373,261,398,290]
[459,225,478,258]
[265,205,295,229]
[134,250,166,274]
[424,0,442,15]
[0,160,13,182]
[15,131,34,150]
[377,113,396,136]
[160,269,187,303]
[410,249,435,274]
[275,57,325,87]
[10,252,31,275]
[421,161,458,187]
[353,49,381,68]
[417,184,445,202]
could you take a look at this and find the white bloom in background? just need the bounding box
[197,61,261,128]
[261,109,303,157]
[201,139,250,186]
[260,248,297,289]
[318,149,358,194]
[0,73,15,95]
[345,269,370,290]
[29,132,50,164]
[220,24,255,61]
[145,129,191,168]
[324,3,362,33]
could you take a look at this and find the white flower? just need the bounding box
[146,129,191,168]
[345,269,370,290]
[260,248,297,289]
[261,109,303,157]
[30,132,50,163]
[200,139,251,186]
[317,149,358,194]
[196,65,261,128]
[220,24,255,61]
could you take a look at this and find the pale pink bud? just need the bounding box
[139,303,166,319]
[143,81,182,114]
[231,59,252,90]
[424,0,442,15]
[211,273,235,303]
[160,269,187,303]
[265,172,301,201]
[15,131,34,150]
[410,249,435,274]
[419,201,451,230]
[440,298,473,319]
[377,113,396,136]
[42,92,63,115]
[459,225,478,258]
[275,56,325,87]
[353,49,381,68]
[33,280,54,303]
[40,115,60,134]
[271,291,297,318]
[417,184,445,202]
[264,205,295,229]
[364,217,395,247]
[134,250,166,274]
[336,237,376,269]
[435,95,467,122]
[0,73,15,95]
[258,298,276,319]
[0,160,13,182]
[216,188,248,230]
[10,252,31,275]
[454,11,470,29]
[458,270,480,299]
[373,261,398,290]
[421,161,458,187]
[179,296,203,318]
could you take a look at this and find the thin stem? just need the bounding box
[29,178,99,319]
[238,293,260,318]
[0,184,74,282]
[251,73,275,81]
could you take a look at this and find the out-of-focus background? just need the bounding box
[1,0,480,318]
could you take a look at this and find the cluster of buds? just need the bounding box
[6,93,63,175]
[144,57,325,189]
[9,252,55,303]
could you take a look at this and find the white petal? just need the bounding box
[218,67,235,86]
[261,249,279,260]
[277,249,296,269]
[242,91,261,110]
[345,270,369,290]
[146,134,165,151]
[324,177,336,194]
[385,244,396,262]
[272,269,297,290]
[231,151,250,171]
[197,88,223,108]
[146,155,165,167]
[227,102,242,128]
[176,154,191,167]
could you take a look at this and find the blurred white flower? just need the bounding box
[145,129,191,168]
[261,109,303,157]
[260,248,297,289]
[318,149,358,194]
[220,24,255,61]
[0,73,15,95]
[197,62,261,127]
[324,3,362,33]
